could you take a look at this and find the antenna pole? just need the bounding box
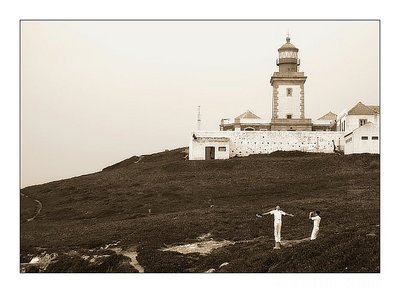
[197,106,201,131]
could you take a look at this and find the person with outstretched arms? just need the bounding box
[257,205,294,249]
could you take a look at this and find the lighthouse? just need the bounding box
[270,35,312,131]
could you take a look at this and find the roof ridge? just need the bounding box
[317,111,337,120]
[235,110,261,119]
[348,102,377,115]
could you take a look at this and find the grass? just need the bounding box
[45,251,137,273]
[20,148,380,272]
[21,197,37,222]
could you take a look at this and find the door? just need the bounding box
[205,147,215,160]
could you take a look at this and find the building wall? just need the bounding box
[277,85,301,119]
[189,131,344,160]
[220,118,271,131]
[220,123,271,131]
[344,124,379,155]
[337,114,379,134]
[270,118,312,131]
[312,119,335,131]
[189,137,230,160]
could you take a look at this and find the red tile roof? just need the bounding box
[348,102,379,115]
[366,105,380,114]
[317,111,337,120]
[235,110,261,119]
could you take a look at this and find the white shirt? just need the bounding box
[269,210,287,222]
[311,215,321,228]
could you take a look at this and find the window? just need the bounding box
[361,136,368,140]
[218,147,226,152]
[359,119,368,127]
[287,114,292,119]
[286,88,293,96]
[372,136,379,140]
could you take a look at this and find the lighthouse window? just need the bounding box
[287,88,292,96]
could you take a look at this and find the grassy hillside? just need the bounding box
[20,148,380,273]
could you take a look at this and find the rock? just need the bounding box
[29,257,40,264]
[111,247,122,253]
[66,250,79,256]
[81,255,90,261]
[196,233,213,241]
[219,262,229,268]
[38,254,54,270]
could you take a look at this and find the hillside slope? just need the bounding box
[20,148,380,273]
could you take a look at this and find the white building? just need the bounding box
[189,38,379,160]
[219,110,270,131]
[344,122,379,154]
[337,102,379,135]
[269,36,313,131]
[220,36,314,132]
[312,112,337,131]
[189,134,230,160]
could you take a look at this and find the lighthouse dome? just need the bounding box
[278,36,299,52]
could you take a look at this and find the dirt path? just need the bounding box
[27,200,42,222]
[235,235,267,244]
[122,249,144,273]
[159,233,310,257]
[161,239,235,256]
[280,237,310,247]
[112,247,144,273]
[22,192,43,222]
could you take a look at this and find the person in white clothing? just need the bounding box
[261,206,294,249]
[309,210,321,240]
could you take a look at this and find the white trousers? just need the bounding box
[311,227,319,240]
[274,221,282,242]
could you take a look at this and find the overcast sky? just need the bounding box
[21,20,379,187]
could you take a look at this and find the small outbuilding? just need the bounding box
[344,122,379,155]
[189,134,230,160]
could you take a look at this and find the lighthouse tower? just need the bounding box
[270,36,312,131]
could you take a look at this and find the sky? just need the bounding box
[20,20,379,187]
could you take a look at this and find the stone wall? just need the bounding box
[189,131,344,160]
